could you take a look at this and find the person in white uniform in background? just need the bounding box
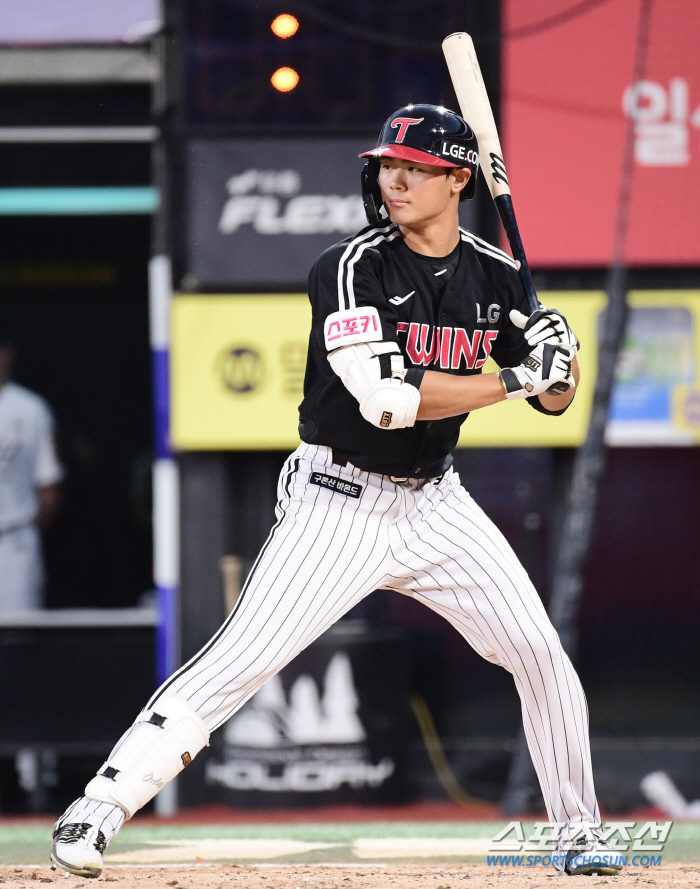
[0,319,62,610]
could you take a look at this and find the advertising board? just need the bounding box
[185,138,479,289]
[503,0,700,265]
[171,292,700,450]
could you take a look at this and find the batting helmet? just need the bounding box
[360,104,479,226]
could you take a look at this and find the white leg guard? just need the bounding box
[85,694,209,819]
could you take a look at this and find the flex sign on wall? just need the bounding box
[503,0,700,266]
[186,138,479,289]
[186,139,368,288]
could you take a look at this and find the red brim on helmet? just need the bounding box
[359,144,457,168]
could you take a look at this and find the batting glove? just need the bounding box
[501,342,575,400]
[510,306,579,352]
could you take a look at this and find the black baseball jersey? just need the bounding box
[299,222,542,478]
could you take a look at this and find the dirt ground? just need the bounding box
[2,863,699,889]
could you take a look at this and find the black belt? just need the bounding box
[332,449,349,468]
[332,450,443,486]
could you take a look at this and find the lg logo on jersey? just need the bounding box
[397,322,498,370]
[477,303,500,324]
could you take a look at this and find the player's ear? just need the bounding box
[449,167,470,198]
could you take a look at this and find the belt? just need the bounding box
[331,450,443,486]
[332,449,349,468]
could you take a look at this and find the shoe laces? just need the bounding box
[557,826,596,855]
[562,835,589,858]
[53,823,91,844]
[590,827,609,845]
[53,822,106,853]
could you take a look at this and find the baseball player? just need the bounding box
[0,320,62,610]
[52,106,622,878]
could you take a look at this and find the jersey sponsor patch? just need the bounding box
[310,472,363,498]
[324,306,382,349]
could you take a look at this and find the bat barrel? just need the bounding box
[442,31,540,316]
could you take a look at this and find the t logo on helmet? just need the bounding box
[390,117,424,143]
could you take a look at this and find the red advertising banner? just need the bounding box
[503,0,700,266]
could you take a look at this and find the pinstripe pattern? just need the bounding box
[384,473,598,824]
[97,442,599,828]
[56,796,124,845]
[158,445,400,731]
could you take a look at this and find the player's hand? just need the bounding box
[501,343,575,400]
[510,306,579,352]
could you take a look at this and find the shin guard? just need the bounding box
[85,694,209,819]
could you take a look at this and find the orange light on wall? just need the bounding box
[271,66,299,92]
[271,14,299,38]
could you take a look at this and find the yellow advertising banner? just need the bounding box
[171,291,700,450]
[172,295,311,450]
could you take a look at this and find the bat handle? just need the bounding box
[494,194,540,316]
[495,195,573,396]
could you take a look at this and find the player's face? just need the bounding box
[377,157,469,226]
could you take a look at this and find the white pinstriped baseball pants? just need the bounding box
[144,442,599,825]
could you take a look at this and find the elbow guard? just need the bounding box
[327,341,420,429]
[360,377,420,429]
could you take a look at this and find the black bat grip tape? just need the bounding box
[494,194,540,315]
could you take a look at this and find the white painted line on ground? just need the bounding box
[103,835,493,864]
[106,839,341,863]
[102,862,389,870]
[353,837,492,858]
[246,862,388,868]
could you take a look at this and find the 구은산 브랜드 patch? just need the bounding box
[310,472,363,498]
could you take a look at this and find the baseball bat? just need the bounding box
[442,32,540,315]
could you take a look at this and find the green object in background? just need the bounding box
[0,187,160,215]
[0,822,699,866]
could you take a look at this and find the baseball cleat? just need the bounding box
[553,831,624,876]
[50,822,106,878]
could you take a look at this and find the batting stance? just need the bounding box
[52,106,622,878]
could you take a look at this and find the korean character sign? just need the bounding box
[624,77,700,167]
